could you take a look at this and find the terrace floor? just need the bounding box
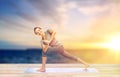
[0,64,120,77]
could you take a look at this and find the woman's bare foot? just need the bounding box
[37,68,46,72]
[84,64,90,70]
[77,58,90,69]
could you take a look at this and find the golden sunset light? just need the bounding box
[0,0,120,64]
[102,34,120,51]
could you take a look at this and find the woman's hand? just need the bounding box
[43,40,50,45]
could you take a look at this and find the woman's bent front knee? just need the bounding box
[42,51,47,57]
[58,46,64,54]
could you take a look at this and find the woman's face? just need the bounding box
[35,28,43,36]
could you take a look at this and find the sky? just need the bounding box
[0,0,120,49]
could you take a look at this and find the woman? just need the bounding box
[34,27,89,72]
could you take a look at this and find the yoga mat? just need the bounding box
[24,67,98,73]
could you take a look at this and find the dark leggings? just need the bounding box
[42,46,78,61]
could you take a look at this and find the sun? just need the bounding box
[103,35,120,51]
[107,38,120,50]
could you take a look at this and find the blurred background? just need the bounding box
[0,0,120,64]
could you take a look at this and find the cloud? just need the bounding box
[66,0,110,6]
[64,0,111,15]
[83,3,120,42]
[0,0,66,27]
[28,0,64,27]
[77,5,110,15]
[1,0,120,49]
